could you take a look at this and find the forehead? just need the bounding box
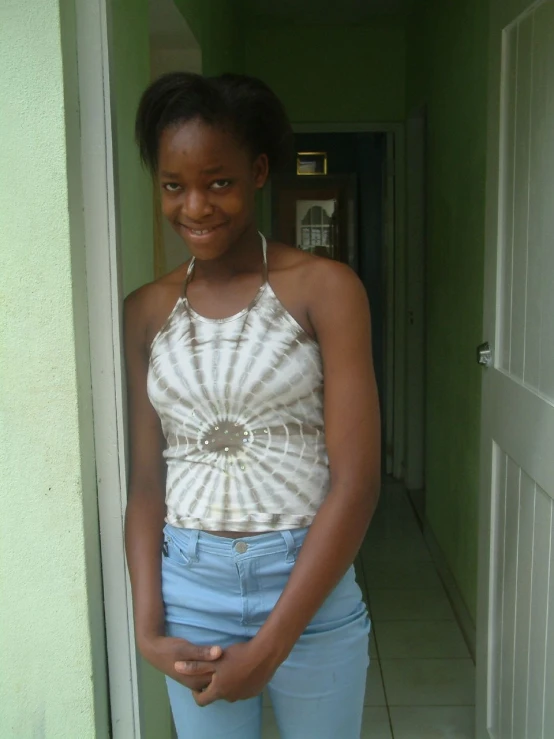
[158,119,250,174]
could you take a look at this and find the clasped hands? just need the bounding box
[141,636,278,707]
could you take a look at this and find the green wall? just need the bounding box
[244,20,406,123]
[174,3,406,122]
[0,0,108,735]
[406,0,489,621]
[113,0,155,296]
[175,0,246,75]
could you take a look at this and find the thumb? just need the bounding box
[193,680,218,708]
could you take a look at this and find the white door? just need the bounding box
[476,1,554,738]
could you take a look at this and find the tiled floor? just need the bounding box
[262,480,476,738]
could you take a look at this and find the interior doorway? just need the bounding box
[269,125,418,481]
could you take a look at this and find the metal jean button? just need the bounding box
[234,541,248,554]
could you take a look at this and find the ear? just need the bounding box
[252,154,269,190]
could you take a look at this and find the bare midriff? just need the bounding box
[209,530,272,538]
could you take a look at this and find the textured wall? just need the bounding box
[0,0,108,735]
[406,0,489,621]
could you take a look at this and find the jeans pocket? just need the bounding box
[162,528,194,568]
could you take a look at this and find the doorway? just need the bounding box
[270,126,414,480]
[80,4,421,728]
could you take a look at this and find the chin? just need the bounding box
[181,224,246,261]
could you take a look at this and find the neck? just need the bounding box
[191,224,263,283]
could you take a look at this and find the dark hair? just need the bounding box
[135,72,294,176]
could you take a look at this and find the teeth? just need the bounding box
[191,228,211,235]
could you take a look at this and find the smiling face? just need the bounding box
[157,118,268,261]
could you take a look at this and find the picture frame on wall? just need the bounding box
[296,152,328,176]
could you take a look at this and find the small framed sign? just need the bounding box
[296,152,328,176]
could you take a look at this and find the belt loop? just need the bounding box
[281,530,296,563]
[186,529,200,562]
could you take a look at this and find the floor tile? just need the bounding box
[389,706,475,738]
[361,534,431,563]
[360,707,393,738]
[367,516,422,541]
[381,659,475,706]
[365,663,387,706]
[369,628,378,658]
[408,490,426,520]
[372,499,417,523]
[262,706,394,738]
[375,620,470,659]
[262,706,280,738]
[364,561,443,590]
[370,588,454,621]
[381,477,408,494]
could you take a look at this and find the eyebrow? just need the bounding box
[201,165,226,175]
[159,166,227,178]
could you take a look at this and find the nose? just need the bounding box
[182,189,214,221]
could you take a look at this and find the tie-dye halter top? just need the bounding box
[147,234,330,532]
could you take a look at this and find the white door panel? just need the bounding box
[477,1,554,737]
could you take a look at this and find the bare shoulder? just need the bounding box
[124,263,189,345]
[268,241,367,310]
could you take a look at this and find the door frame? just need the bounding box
[292,123,408,480]
[76,0,142,736]
[404,107,427,492]
[78,18,412,725]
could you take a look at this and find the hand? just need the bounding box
[140,635,223,692]
[175,641,277,707]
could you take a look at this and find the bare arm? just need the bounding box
[124,288,221,686]
[123,289,167,648]
[253,262,380,663]
[190,261,380,705]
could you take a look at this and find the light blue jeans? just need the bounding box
[162,524,370,739]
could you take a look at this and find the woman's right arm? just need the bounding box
[123,288,222,687]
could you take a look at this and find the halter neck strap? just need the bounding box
[184,232,268,296]
[260,232,268,283]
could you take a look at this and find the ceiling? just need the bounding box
[246,0,416,23]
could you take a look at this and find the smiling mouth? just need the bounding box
[181,223,225,236]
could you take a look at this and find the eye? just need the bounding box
[162,182,182,193]
[210,179,232,191]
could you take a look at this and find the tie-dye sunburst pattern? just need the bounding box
[147,237,330,532]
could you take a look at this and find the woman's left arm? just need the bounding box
[251,260,381,665]
[187,261,381,706]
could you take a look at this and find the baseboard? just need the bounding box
[422,520,477,662]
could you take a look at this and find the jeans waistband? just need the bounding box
[163,524,309,562]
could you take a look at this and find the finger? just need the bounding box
[193,684,219,708]
[173,641,222,662]
[174,660,217,675]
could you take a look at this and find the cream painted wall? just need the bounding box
[0,0,108,735]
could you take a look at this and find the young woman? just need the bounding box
[124,72,381,739]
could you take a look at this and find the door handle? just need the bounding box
[477,342,493,367]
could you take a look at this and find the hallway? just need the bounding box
[262,480,475,738]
